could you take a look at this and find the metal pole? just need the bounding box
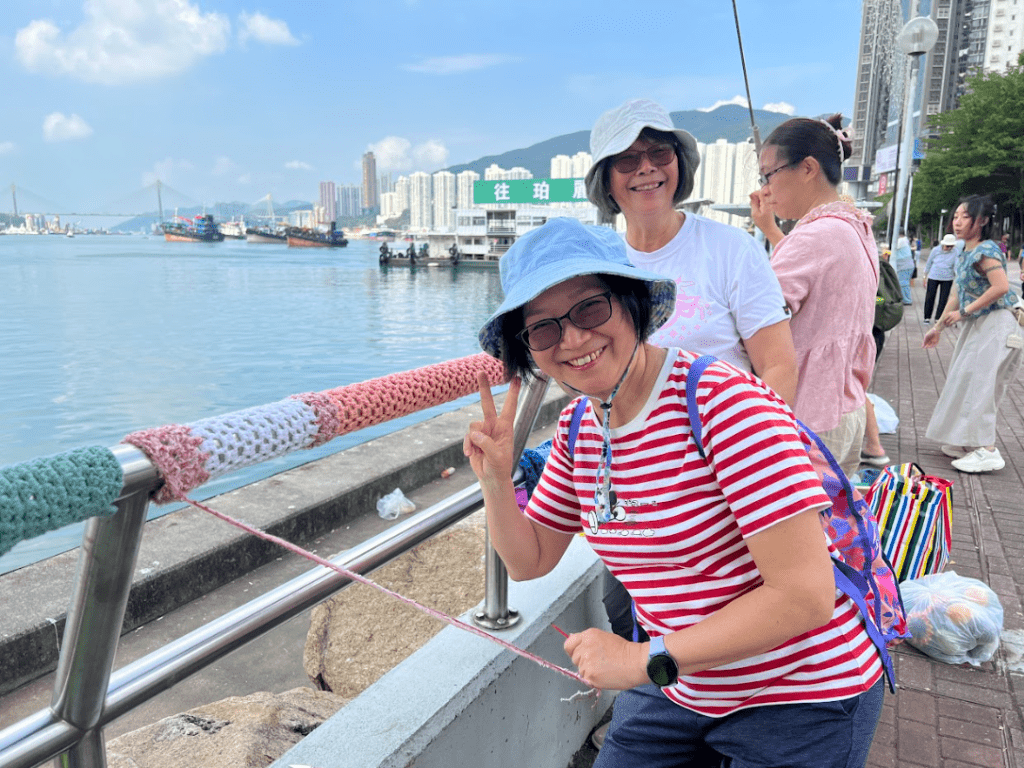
[473,374,551,630]
[49,445,158,767]
[890,52,923,256]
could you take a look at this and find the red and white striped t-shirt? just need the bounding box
[527,349,883,717]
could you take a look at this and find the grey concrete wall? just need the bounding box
[271,538,614,768]
[0,389,570,696]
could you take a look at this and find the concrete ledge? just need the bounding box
[0,389,570,696]
[271,537,614,768]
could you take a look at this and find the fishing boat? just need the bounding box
[162,214,224,243]
[220,218,247,239]
[286,222,348,248]
[246,225,288,244]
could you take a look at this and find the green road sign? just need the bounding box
[473,178,589,205]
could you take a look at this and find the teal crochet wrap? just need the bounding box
[0,446,124,556]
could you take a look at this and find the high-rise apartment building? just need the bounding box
[395,176,410,212]
[456,170,479,209]
[318,181,337,224]
[362,152,379,213]
[432,171,456,231]
[337,185,363,219]
[409,171,432,230]
[984,0,1024,71]
[550,155,573,178]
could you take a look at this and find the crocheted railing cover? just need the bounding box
[0,446,123,556]
[125,353,506,503]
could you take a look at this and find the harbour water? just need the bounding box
[0,235,503,575]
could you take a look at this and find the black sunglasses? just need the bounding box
[517,292,614,351]
[611,144,676,174]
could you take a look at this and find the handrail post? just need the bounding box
[49,445,159,767]
[473,374,550,630]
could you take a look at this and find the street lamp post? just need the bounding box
[890,13,939,257]
[939,208,948,238]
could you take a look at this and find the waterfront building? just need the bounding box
[409,171,432,231]
[453,204,599,263]
[337,185,363,219]
[379,191,402,220]
[432,171,456,232]
[456,170,479,210]
[379,171,393,196]
[319,181,337,224]
[570,151,592,179]
[362,152,379,213]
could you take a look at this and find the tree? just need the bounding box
[910,52,1024,239]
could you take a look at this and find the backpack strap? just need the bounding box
[684,354,897,693]
[685,355,717,459]
[566,397,588,459]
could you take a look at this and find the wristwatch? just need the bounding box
[646,635,679,687]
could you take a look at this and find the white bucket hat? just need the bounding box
[941,233,957,247]
[585,99,701,218]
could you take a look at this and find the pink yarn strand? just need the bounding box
[183,495,593,690]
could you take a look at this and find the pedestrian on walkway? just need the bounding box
[922,234,960,324]
[923,195,1023,473]
[893,234,915,305]
[750,114,879,477]
[467,217,885,768]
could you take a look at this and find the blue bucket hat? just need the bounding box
[477,217,676,358]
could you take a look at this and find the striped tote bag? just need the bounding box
[866,463,954,582]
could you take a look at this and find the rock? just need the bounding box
[106,687,349,768]
[303,514,485,698]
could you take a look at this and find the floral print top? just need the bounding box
[955,240,1017,317]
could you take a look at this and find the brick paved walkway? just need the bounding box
[865,262,1024,768]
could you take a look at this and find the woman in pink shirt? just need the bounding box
[750,115,879,476]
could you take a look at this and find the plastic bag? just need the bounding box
[376,488,416,520]
[903,571,1004,666]
[867,393,899,434]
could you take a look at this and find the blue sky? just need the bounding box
[1,0,865,215]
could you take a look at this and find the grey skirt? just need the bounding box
[926,308,1023,446]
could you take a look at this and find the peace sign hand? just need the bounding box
[464,373,521,492]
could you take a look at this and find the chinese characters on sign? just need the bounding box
[473,178,589,205]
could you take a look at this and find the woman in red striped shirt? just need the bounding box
[465,217,884,767]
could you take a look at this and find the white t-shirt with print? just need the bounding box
[625,213,789,372]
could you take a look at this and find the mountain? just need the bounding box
[444,105,799,179]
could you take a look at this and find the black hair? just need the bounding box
[763,114,851,186]
[957,194,996,240]
[497,275,653,382]
[587,128,697,218]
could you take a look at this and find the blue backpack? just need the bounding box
[686,355,907,691]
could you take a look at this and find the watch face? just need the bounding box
[648,654,678,687]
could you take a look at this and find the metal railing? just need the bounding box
[0,370,552,768]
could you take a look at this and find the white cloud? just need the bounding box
[762,101,796,115]
[698,96,749,113]
[0,141,15,155]
[369,136,449,172]
[15,0,231,85]
[403,53,516,75]
[42,112,93,142]
[212,156,235,176]
[238,12,298,45]
[285,160,312,171]
[142,157,194,187]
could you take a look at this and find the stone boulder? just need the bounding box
[105,687,349,768]
[303,514,485,698]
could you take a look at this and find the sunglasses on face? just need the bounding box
[517,292,614,352]
[611,144,676,174]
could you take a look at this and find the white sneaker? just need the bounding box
[941,445,969,458]
[952,448,1005,473]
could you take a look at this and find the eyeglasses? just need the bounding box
[610,144,676,174]
[517,292,614,351]
[759,161,797,187]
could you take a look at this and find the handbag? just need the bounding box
[865,463,953,582]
